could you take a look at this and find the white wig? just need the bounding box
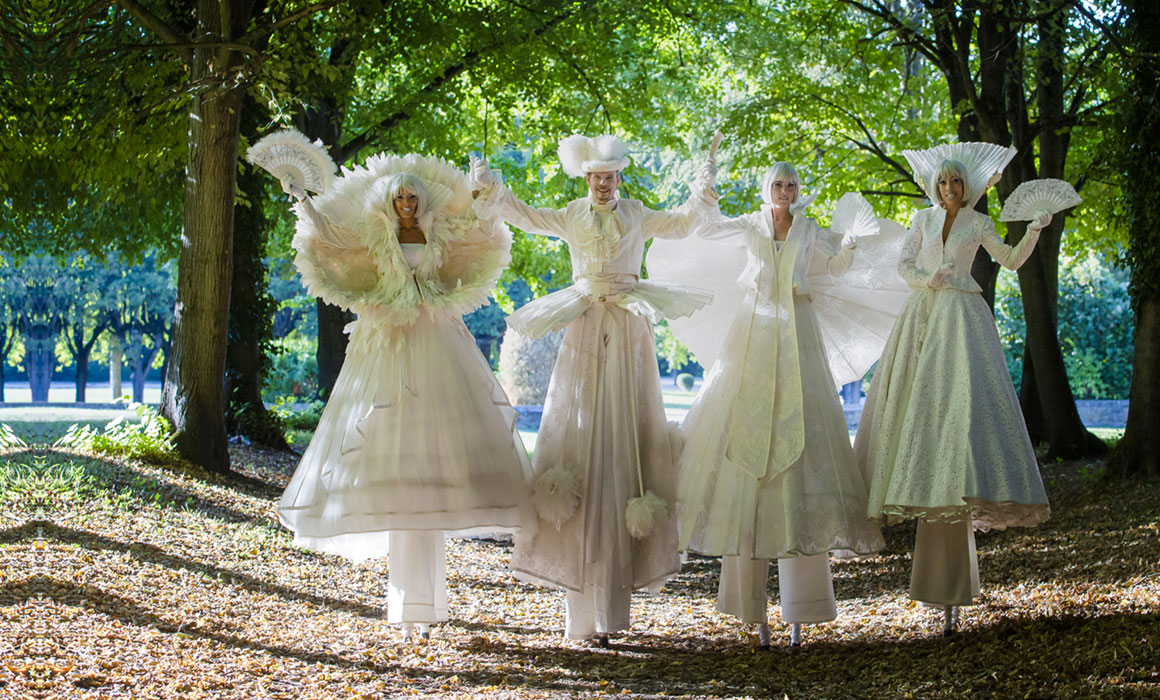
[760,161,801,205]
[558,134,631,178]
[933,159,970,208]
[366,172,428,222]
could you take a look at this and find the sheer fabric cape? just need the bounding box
[654,205,888,558]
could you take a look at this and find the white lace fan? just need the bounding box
[999,178,1081,222]
[246,129,337,193]
[831,192,880,238]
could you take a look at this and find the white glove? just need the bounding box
[469,156,496,190]
[928,263,953,289]
[697,158,718,186]
[1028,211,1052,232]
[841,234,858,250]
[281,178,307,201]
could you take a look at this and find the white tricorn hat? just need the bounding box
[558,134,631,177]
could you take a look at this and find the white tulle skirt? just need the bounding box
[678,296,884,559]
[278,311,535,561]
[855,288,1050,530]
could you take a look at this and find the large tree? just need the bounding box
[1109,0,1160,478]
[53,252,114,402]
[824,0,1112,459]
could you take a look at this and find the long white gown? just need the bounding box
[855,205,1051,532]
[671,210,885,561]
[277,155,535,623]
[475,182,710,639]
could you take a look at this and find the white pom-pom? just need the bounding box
[558,135,590,178]
[625,490,668,539]
[533,463,583,530]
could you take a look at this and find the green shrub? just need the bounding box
[0,424,27,450]
[55,404,175,462]
[676,373,696,391]
[498,327,564,405]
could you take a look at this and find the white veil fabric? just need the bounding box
[646,195,910,387]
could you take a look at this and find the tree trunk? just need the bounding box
[225,99,289,449]
[110,333,123,400]
[75,349,89,403]
[161,52,244,472]
[1110,297,1160,478]
[316,299,353,399]
[1014,230,1107,460]
[0,356,5,402]
[26,337,54,403]
[299,97,355,400]
[133,345,161,404]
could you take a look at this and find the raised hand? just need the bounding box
[469,156,496,190]
[1028,211,1053,232]
[281,178,307,201]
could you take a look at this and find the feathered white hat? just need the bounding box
[558,134,631,177]
[901,141,1018,209]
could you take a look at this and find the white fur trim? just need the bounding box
[532,463,583,530]
[625,490,668,539]
[558,133,631,177]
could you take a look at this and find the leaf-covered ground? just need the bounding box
[1,442,1157,699]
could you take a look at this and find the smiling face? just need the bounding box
[937,173,965,209]
[585,171,620,204]
[393,190,419,220]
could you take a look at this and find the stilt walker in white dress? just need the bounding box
[854,143,1053,636]
[257,141,535,640]
[469,135,714,646]
[650,161,907,647]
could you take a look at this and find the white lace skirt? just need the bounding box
[278,313,535,561]
[678,297,884,559]
[855,289,1050,530]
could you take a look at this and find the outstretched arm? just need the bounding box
[470,157,570,241]
[284,180,362,249]
[982,213,1050,270]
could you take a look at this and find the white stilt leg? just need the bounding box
[790,623,803,647]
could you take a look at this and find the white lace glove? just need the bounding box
[1027,211,1053,232]
[469,156,496,191]
[841,234,858,250]
[697,158,718,187]
[928,263,953,289]
[281,178,307,201]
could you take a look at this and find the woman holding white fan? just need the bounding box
[854,143,1063,636]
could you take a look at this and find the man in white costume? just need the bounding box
[470,135,713,646]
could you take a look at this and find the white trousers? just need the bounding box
[386,530,449,624]
[564,583,631,639]
[910,519,980,606]
[717,552,836,624]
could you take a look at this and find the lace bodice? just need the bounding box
[898,206,1039,292]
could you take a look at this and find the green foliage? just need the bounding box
[996,253,1134,399]
[263,333,320,403]
[0,424,28,450]
[55,404,175,463]
[654,320,692,375]
[497,327,564,405]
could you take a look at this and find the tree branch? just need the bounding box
[240,0,348,45]
[338,0,586,160]
[115,0,192,63]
